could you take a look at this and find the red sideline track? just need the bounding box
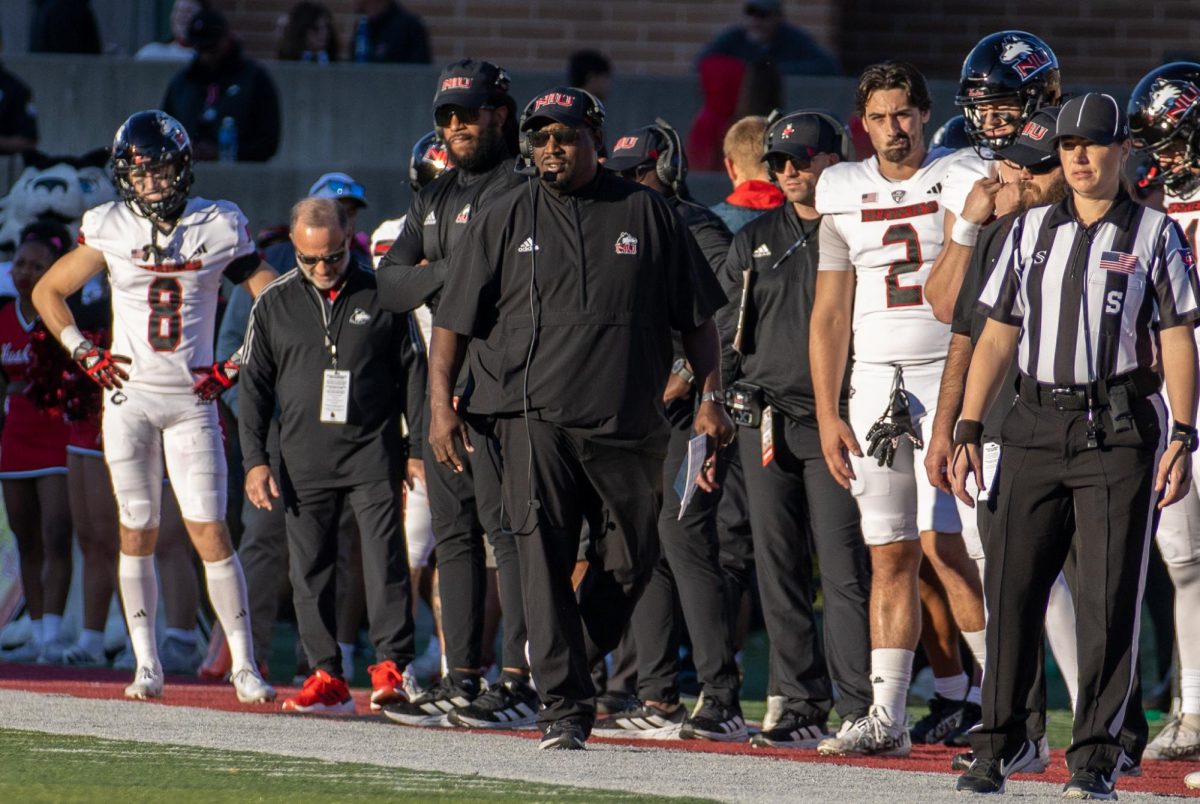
[2,663,1198,797]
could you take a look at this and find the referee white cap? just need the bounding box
[1053,92,1130,145]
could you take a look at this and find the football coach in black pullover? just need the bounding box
[239,198,425,712]
[428,86,732,750]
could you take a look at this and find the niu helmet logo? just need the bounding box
[1022,121,1049,141]
[1148,80,1200,126]
[614,136,638,151]
[534,93,575,112]
[999,36,1052,80]
[441,77,473,92]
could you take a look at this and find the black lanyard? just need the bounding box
[308,284,348,368]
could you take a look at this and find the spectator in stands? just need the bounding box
[351,0,430,64]
[733,56,783,120]
[709,115,783,234]
[162,10,281,162]
[278,2,339,63]
[699,0,839,76]
[687,54,746,172]
[0,58,38,155]
[567,50,613,102]
[29,0,102,55]
[136,0,208,62]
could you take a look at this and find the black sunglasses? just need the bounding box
[1003,158,1059,176]
[434,104,493,128]
[765,153,813,174]
[527,128,581,148]
[295,247,347,268]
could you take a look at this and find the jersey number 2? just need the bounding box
[883,223,923,308]
[148,276,182,352]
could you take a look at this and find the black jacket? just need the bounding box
[376,156,525,315]
[162,45,281,162]
[437,170,725,439]
[239,259,426,489]
[359,2,431,64]
[718,203,848,424]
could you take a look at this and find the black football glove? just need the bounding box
[865,388,924,468]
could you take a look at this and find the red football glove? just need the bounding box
[191,359,240,402]
[73,341,131,390]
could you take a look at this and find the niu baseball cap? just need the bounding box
[432,59,511,113]
[308,172,368,208]
[1054,93,1130,146]
[186,9,228,52]
[996,106,1062,169]
[762,111,843,161]
[604,127,666,172]
[521,87,604,132]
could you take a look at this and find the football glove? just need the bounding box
[191,358,240,402]
[72,340,131,390]
[865,388,924,468]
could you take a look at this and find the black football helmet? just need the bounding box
[1128,63,1200,198]
[111,110,193,223]
[955,31,1061,153]
[408,130,451,192]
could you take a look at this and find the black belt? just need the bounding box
[1017,368,1161,412]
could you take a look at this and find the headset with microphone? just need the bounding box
[762,108,855,164]
[517,86,606,175]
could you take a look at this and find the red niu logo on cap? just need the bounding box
[1023,121,1048,141]
[534,93,575,112]
[614,136,639,151]
[441,77,473,91]
[781,124,795,139]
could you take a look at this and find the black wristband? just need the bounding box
[953,419,984,446]
[1171,421,1199,453]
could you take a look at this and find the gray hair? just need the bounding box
[290,196,348,234]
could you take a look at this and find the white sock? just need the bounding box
[119,553,160,670]
[339,642,356,681]
[871,648,914,724]
[165,627,198,644]
[1044,572,1079,709]
[42,613,62,645]
[78,628,105,658]
[967,685,982,705]
[203,556,254,672]
[933,672,969,701]
[1182,669,1200,716]
[961,629,987,672]
[30,618,43,646]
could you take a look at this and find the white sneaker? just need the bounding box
[1186,770,1200,790]
[0,639,43,663]
[0,614,31,649]
[1145,715,1200,761]
[124,665,164,700]
[762,694,786,732]
[231,666,276,703]
[817,705,911,757]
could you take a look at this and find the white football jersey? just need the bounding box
[370,215,431,349]
[938,147,995,219]
[816,147,957,364]
[79,198,255,393]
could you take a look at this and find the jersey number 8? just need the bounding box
[148,276,182,352]
[883,223,923,308]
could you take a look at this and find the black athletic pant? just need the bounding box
[969,394,1163,775]
[423,411,527,676]
[737,413,872,721]
[497,415,665,727]
[628,414,740,707]
[283,477,415,675]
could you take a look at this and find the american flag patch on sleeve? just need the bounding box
[1099,250,1138,274]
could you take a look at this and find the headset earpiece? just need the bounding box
[763,109,855,164]
[652,117,686,194]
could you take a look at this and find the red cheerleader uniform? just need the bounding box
[0,299,69,477]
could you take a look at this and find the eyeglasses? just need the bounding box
[1003,158,1060,176]
[526,127,581,148]
[434,104,493,128]
[765,153,812,174]
[295,247,347,268]
[618,163,656,181]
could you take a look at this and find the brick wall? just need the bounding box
[211,0,839,76]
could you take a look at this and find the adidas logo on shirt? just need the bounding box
[753,243,772,258]
[423,210,437,226]
[455,204,471,224]
[517,237,539,253]
[927,182,942,195]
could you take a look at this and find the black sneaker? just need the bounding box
[951,751,974,772]
[448,675,540,730]
[680,698,748,742]
[1062,767,1118,800]
[954,739,1038,795]
[382,674,481,727]
[539,717,588,750]
[945,701,982,746]
[910,694,973,744]
[593,702,685,739]
[750,708,829,748]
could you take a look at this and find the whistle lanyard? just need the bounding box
[310,287,347,369]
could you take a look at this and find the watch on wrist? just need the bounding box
[699,390,724,404]
[1171,422,1199,453]
[672,358,695,385]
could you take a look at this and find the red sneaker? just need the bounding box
[282,670,355,714]
[368,660,411,711]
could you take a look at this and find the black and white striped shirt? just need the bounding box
[979,190,1200,385]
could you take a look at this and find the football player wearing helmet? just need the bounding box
[32,110,277,704]
[1130,62,1200,764]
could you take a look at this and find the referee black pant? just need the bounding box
[629,409,740,707]
[970,394,1164,775]
[283,476,415,675]
[496,415,665,727]
[738,413,872,721]
[423,411,527,677]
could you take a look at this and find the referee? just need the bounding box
[952,93,1200,798]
